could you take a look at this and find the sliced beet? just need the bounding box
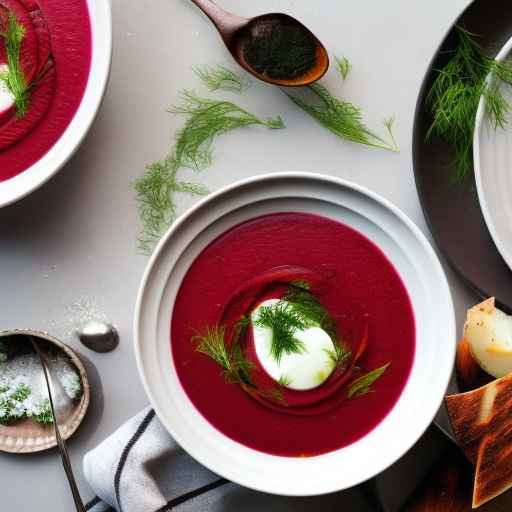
[0,60,54,150]
[0,0,39,84]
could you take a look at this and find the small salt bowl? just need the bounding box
[0,329,90,453]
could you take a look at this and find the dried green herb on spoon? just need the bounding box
[427,26,512,182]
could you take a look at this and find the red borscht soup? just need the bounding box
[171,213,415,457]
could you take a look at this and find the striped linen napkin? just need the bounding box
[83,407,446,512]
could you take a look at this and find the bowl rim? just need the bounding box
[473,34,512,273]
[0,0,113,208]
[134,171,456,495]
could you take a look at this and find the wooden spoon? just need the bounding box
[189,0,329,87]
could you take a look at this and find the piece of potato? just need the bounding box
[456,338,491,391]
[464,298,512,378]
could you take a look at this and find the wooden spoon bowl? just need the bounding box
[190,0,329,87]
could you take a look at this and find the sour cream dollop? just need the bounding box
[252,299,336,390]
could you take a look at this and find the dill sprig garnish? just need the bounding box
[278,374,291,387]
[289,279,310,290]
[192,324,286,402]
[0,11,29,118]
[255,302,308,364]
[335,56,351,80]
[427,26,512,181]
[324,342,351,369]
[284,287,338,341]
[285,56,399,152]
[232,315,250,344]
[194,65,250,93]
[192,326,251,384]
[136,90,285,252]
[348,362,390,398]
[255,287,344,365]
[193,326,232,372]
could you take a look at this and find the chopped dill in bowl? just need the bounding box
[0,340,82,425]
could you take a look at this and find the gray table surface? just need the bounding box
[1,0,504,510]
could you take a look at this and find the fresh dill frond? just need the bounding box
[0,11,29,118]
[286,83,399,152]
[324,342,351,369]
[135,155,209,253]
[284,287,337,341]
[11,383,31,401]
[335,56,351,80]
[255,288,342,365]
[255,302,307,364]
[136,90,285,252]
[233,315,250,344]
[230,343,254,385]
[260,386,285,403]
[34,399,53,424]
[348,362,390,398]
[192,325,254,385]
[194,65,250,93]
[289,279,310,290]
[191,322,289,406]
[384,115,398,151]
[193,326,232,375]
[170,90,285,170]
[278,374,291,387]
[426,26,512,181]
[0,383,30,423]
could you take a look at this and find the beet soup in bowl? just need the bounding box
[0,0,112,207]
[134,172,455,495]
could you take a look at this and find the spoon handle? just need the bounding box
[29,337,86,512]
[189,0,247,42]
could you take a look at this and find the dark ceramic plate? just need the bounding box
[413,0,512,313]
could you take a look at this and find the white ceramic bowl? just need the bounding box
[474,36,512,271]
[0,0,112,208]
[134,172,455,495]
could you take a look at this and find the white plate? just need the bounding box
[134,172,455,496]
[474,36,512,271]
[0,0,112,208]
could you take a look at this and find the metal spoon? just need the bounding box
[29,336,86,512]
[189,0,329,87]
[76,320,119,353]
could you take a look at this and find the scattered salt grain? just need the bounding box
[48,297,112,343]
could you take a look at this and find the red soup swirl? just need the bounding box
[171,212,416,457]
